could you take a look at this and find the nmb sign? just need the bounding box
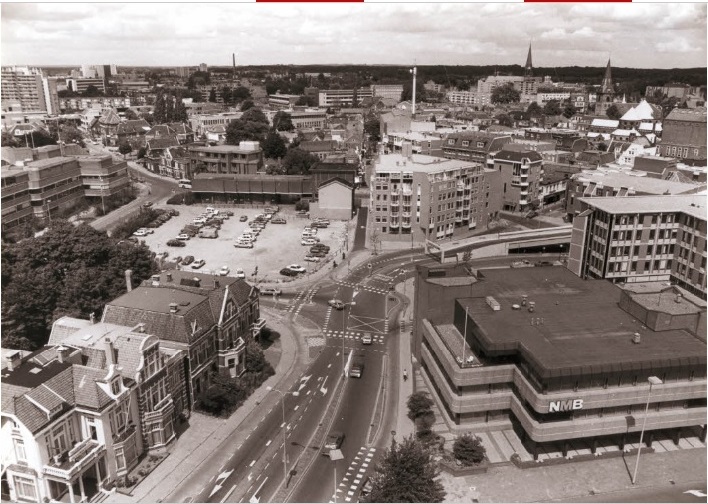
[549,399,583,413]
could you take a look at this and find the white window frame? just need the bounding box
[13,475,37,501]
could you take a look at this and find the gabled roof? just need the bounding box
[494,149,543,163]
[590,118,619,128]
[299,140,339,152]
[620,100,659,122]
[117,119,151,135]
[318,176,354,190]
[147,136,180,151]
[99,109,121,126]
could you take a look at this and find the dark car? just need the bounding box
[280,268,298,277]
[182,255,195,265]
[534,260,554,267]
[225,211,234,217]
[142,201,153,208]
[323,431,345,455]
[240,215,248,222]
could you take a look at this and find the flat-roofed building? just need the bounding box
[370,144,501,243]
[77,154,130,200]
[268,94,301,110]
[66,78,106,94]
[1,66,47,113]
[413,263,706,455]
[493,149,544,212]
[318,89,373,108]
[370,84,403,101]
[1,167,33,229]
[189,141,263,175]
[23,157,84,221]
[287,109,327,130]
[385,131,443,157]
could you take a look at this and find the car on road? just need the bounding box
[510,259,531,268]
[191,259,206,269]
[182,255,194,265]
[259,287,282,296]
[240,215,248,222]
[359,477,373,499]
[361,333,373,345]
[138,227,154,234]
[534,260,554,267]
[280,267,298,277]
[323,431,345,454]
[234,268,246,279]
[328,299,346,310]
[287,264,306,274]
[176,234,190,241]
[133,229,148,237]
[142,201,153,208]
[234,241,254,249]
[166,239,186,247]
[219,266,230,276]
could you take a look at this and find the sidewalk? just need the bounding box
[440,445,706,503]
[105,308,308,503]
[394,277,416,441]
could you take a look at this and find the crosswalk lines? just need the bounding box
[335,280,388,295]
[329,447,377,503]
[287,286,321,314]
[323,330,385,345]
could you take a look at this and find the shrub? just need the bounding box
[452,434,486,466]
[295,199,310,211]
[166,192,195,205]
[407,392,434,421]
[113,208,161,239]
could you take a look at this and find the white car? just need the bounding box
[260,287,282,296]
[287,264,306,274]
[219,266,230,276]
[302,238,317,246]
[304,255,320,262]
[193,217,207,225]
[138,227,153,234]
[205,207,218,215]
[234,242,253,249]
[133,229,148,237]
[234,268,246,279]
[176,234,190,241]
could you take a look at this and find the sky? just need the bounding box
[1,3,707,69]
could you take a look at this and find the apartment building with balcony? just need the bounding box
[318,88,374,108]
[493,149,544,212]
[189,142,263,176]
[77,155,130,200]
[101,270,264,407]
[369,144,501,243]
[23,157,84,222]
[268,94,301,110]
[1,317,190,503]
[441,132,512,168]
[564,170,704,219]
[568,194,707,299]
[413,263,706,458]
[1,67,47,113]
[1,167,33,230]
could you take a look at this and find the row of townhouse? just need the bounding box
[1,270,265,503]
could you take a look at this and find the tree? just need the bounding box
[153,90,167,125]
[272,111,294,132]
[187,71,210,89]
[407,392,434,421]
[452,434,486,466]
[491,83,520,104]
[240,99,255,112]
[208,88,217,103]
[241,108,269,125]
[597,142,608,152]
[401,78,427,103]
[367,436,446,503]
[605,104,621,120]
[261,131,287,159]
[364,117,381,143]
[281,148,319,175]
[164,94,175,122]
[295,95,317,107]
[562,103,576,119]
[174,96,188,123]
[1,221,157,349]
[221,86,233,105]
[496,114,513,128]
[124,109,139,120]
[526,102,543,118]
[118,143,133,159]
[543,100,562,116]
[82,85,102,97]
[137,147,147,159]
[225,108,271,145]
[232,86,252,103]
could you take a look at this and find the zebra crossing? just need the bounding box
[323,330,385,345]
[329,446,377,503]
[335,280,388,295]
[287,286,321,314]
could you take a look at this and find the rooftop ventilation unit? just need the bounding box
[528,301,536,313]
[485,296,501,311]
[632,333,641,344]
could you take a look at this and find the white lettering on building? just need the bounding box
[549,399,584,413]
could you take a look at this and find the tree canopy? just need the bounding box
[543,100,562,116]
[272,111,294,132]
[491,83,520,104]
[400,78,427,103]
[526,102,543,117]
[562,103,577,119]
[605,104,622,120]
[496,113,513,128]
[281,148,319,175]
[240,99,255,112]
[225,108,270,145]
[1,221,157,350]
[364,116,381,143]
[366,436,446,503]
[261,131,287,159]
[187,71,210,89]
[452,434,486,466]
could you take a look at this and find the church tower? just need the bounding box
[520,43,537,103]
[524,43,533,78]
[596,59,616,116]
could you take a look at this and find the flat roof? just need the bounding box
[456,268,706,379]
[575,170,700,195]
[109,286,206,314]
[375,153,479,174]
[580,194,706,219]
[190,145,260,154]
[25,157,78,170]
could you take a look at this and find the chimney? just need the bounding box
[166,273,173,282]
[169,302,178,314]
[125,269,133,292]
[137,323,146,333]
[57,346,70,364]
[89,312,95,324]
[105,338,115,365]
[6,351,22,371]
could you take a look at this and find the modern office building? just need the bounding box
[267,94,301,109]
[413,263,706,458]
[77,155,130,200]
[493,149,544,212]
[369,144,501,243]
[189,142,263,176]
[318,89,374,108]
[287,109,327,130]
[23,157,85,222]
[1,167,34,229]
[568,194,707,298]
[66,78,106,94]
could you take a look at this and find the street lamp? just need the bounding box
[266,386,300,487]
[631,376,663,485]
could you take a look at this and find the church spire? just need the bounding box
[601,58,613,93]
[524,43,533,78]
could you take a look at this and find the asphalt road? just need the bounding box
[566,481,707,503]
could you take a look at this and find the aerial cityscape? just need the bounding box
[1,3,707,504]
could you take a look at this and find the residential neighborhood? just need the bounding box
[1,3,706,504]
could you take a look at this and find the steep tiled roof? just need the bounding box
[99,110,121,126]
[112,333,153,379]
[117,119,151,135]
[167,122,193,134]
[147,136,180,151]
[72,366,112,410]
[48,316,93,345]
[494,149,543,162]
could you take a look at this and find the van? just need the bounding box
[178,179,192,189]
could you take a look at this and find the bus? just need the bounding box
[178,179,192,189]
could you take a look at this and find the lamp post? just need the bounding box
[631,376,663,485]
[266,387,300,487]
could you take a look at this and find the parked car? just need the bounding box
[525,210,539,219]
[234,268,246,279]
[191,259,206,269]
[138,227,153,234]
[240,215,248,222]
[182,255,195,265]
[534,260,554,267]
[173,256,183,265]
[142,201,153,208]
[133,229,148,237]
[361,333,373,345]
[234,241,254,249]
[302,238,318,246]
[271,217,287,224]
[304,255,320,262]
[328,299,346,310]
[280,267,298,277]
[167,239,186,247]
[193,217,207,225]
[219,266,230,276]
[176,234,190,241]
[323,431,345,455]
[287,264,306,273]
[225,211,234,217]
[205,207,218,215]
[260,287,282,296]
[510,259,531,268]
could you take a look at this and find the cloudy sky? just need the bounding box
[2,3,706,68]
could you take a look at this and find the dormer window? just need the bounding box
[111,378,121,396]
[461,140,470,147]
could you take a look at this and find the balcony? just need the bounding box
[401,220,411,229]
[402,211,411,218]
[390,200,399,207]
[43,439,105,481]
[143,394,174,423]
[402,186,413,196]
[251,318,266,335]
[390,221,400,228]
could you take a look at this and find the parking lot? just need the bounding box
[137,205,348,283]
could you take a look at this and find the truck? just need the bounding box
[350,354,365,378]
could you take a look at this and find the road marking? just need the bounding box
[264,461,270,469]
[248,473,253,481]
[281,422,286,428]
[294,405,299,411]
[327,363,332,369]
[220,485,237,503]
[237,444,242,450]
[249,460,256,467]
[266,439,272,446]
